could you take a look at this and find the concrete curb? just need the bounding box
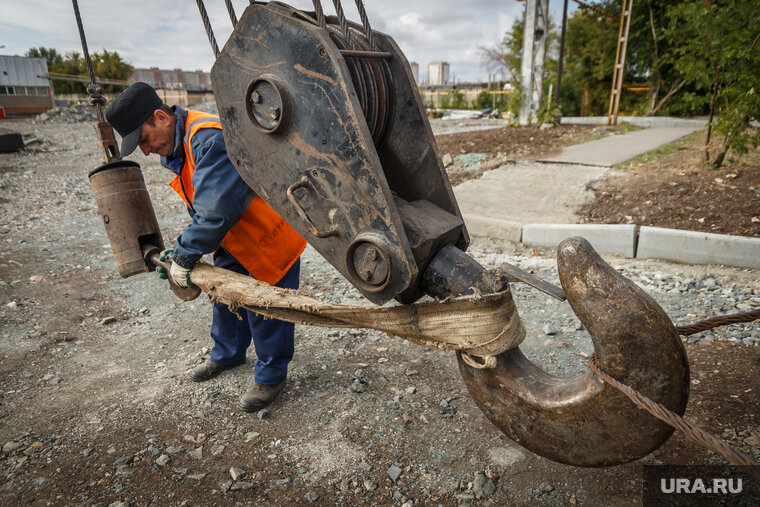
[637,226,760,270]
[517,223,760,270]
[522,224,636,257]
[462,214,523,243]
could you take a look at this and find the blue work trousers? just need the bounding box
[210,248,300,385]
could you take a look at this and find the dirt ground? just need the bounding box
[577,130,760,238]
[0,117,758,505]
[436,124,622,187]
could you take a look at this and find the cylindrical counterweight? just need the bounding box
[89,161,163,278]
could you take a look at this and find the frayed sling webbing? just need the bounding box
[190,263,525,368]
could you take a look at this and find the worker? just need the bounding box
[105,82,306,412]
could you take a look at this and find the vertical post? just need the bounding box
[519,0,537,125]
[532,0,549,119]
[607,0,634,125]
[555,0,569,108]
[519,0,549,125]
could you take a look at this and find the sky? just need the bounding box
[1,0,577,83]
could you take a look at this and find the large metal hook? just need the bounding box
[456,237,690,466]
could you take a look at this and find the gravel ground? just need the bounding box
[0,112,758,505]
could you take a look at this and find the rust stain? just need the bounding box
[294,64,338,87]
[288,133,391,230]
[230,51,286,75]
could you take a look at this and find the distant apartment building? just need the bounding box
[427,62,450,85]
[410,62,419,84]
[131,67,214,107]
[0,55,54,115]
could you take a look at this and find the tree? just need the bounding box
[667,0,760,168]
[480,11,562,118]
[25,47,64,69]
[480,14,559,87]
[92,49,134,93]
[25,47,133,95]
[563,1,621,115]
[480,16,525,84]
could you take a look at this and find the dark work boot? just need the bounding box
[188,360,242,382]
[238,379,287,412]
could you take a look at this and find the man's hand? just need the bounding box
[155,248,173,279]
[170,261,194,288]
[155,249,195,288]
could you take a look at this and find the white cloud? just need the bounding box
[1,0,573,82]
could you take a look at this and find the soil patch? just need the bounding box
[578,131,760,237]
[436,124,627,186]
[435,124,625,158]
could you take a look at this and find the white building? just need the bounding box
[427,62,450,85]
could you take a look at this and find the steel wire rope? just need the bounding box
[312,0,326,28]
[331,0,354,49]
[71,0,105,122]
[196,0,220,58]
[675,308,760,336]
[224,0,238,27]
[353,0,376,50]
[588,357,760,479]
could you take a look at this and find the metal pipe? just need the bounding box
[339,50,392,59]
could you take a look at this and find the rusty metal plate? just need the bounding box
[211,2,416,304]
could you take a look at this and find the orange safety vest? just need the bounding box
[169,110,306,285]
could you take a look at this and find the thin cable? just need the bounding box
[354,0,375,49]
[224,0,238,27]
[589,356,760,480]
[71,0,105,122]
[331,0,354,49]
[71,0,96,85]
[675,308,760,336]
[312,0,326,28]
[196,0,220,58]
[572,0,620,22]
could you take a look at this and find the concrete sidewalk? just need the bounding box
[454,125,701,239]
[454,161,606,242]
[537,126,700,167]
[452,124,760,269]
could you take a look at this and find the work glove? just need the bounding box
[155,248,173,279]
[155,249,195,288]
[170,261,194,288]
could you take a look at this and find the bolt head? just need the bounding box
[251,90,261,104]
[268,106,280,120]
[360,269,373,281]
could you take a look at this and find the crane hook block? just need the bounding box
[211,2,468,304]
